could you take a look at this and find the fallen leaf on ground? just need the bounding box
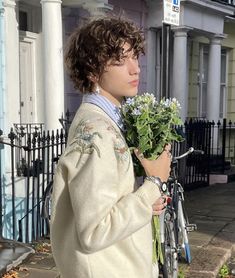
[34,242,51,253]
[2,270,19,278]
[18,267,28,272]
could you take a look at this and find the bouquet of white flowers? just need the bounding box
[121,93,184,266]
[121,93,184,176]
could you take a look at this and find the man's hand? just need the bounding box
[134,144,172,182]
[152,196,167,215]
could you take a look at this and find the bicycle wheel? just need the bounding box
[41,181,53,233]
[161,208,178,278]
[177,199,191,263]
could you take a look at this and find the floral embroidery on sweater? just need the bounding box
[64,118,130,168]
[64,120,102,165]
[106,124,130,165]
[114,141,130,163]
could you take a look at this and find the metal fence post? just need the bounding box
[222,118,226,173]
[0,129,3,237]
[8,128,17,240]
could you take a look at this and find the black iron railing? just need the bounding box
[0,128,67,242]
[183,118,235,186]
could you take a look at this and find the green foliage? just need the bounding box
[178,268,185,278]
[121,93,184,176]
[219,264,230,278]
[177,264,188,278]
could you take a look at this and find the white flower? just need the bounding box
[125,98,135,106]
[132,108,142,116]
[172,98,181,109]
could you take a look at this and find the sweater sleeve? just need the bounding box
[58,119,161,254]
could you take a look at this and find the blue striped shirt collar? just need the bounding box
[82,93,124,131]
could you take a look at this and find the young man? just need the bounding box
[51,17,171,278]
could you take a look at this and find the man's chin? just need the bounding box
[124,90,138,98]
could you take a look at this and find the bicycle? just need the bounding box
[41,117,70,233]
[41,157,60,235]
[159,147,200,278]
[41,180,53,234]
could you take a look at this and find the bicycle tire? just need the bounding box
[173,183,179,245]
[41,181,53,233]
[178,199,192,264]
[185,243,191,263]
[161,209,178,278]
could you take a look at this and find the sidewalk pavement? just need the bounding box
[0,239,34,276]
[182,181,235,277]
[1,182,235,278]
[0,240,57,278]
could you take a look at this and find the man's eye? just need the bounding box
[114,59,125,66]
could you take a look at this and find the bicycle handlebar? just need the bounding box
[173,147,204,161]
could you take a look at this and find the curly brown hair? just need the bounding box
[64,17,145,93]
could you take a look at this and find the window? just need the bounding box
[220,49,227,118]
[198,45,208,118]
[19,11,28,31]
[198,45,227,119]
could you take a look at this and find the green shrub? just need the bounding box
[218,264,230,278]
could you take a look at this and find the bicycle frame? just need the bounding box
[159,147,199,278]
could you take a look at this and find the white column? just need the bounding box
[206,35,224,122]
[2,1,20,240]
[41,0,64,131]
[146,29,157,96]
[156,31,161,98]
[0,3,5,130]
[172,27,191,122]
[3,0,20,130]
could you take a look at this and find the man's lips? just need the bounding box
[129,80,139,86]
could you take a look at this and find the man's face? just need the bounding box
[98,43,140,106]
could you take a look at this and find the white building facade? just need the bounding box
[1,0,235,133]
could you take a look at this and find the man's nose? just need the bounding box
[129,59,140,75]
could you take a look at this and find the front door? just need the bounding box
[19,35,36,123]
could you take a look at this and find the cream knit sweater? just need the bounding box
[51,103,161,278]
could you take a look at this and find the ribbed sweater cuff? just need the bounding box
[135,180,162,205]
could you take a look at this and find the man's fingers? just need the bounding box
[152,203,166,211]
[164,143,171,152]
[134,149,145,161]
[153,210,164,216]
[163,150,172,159]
